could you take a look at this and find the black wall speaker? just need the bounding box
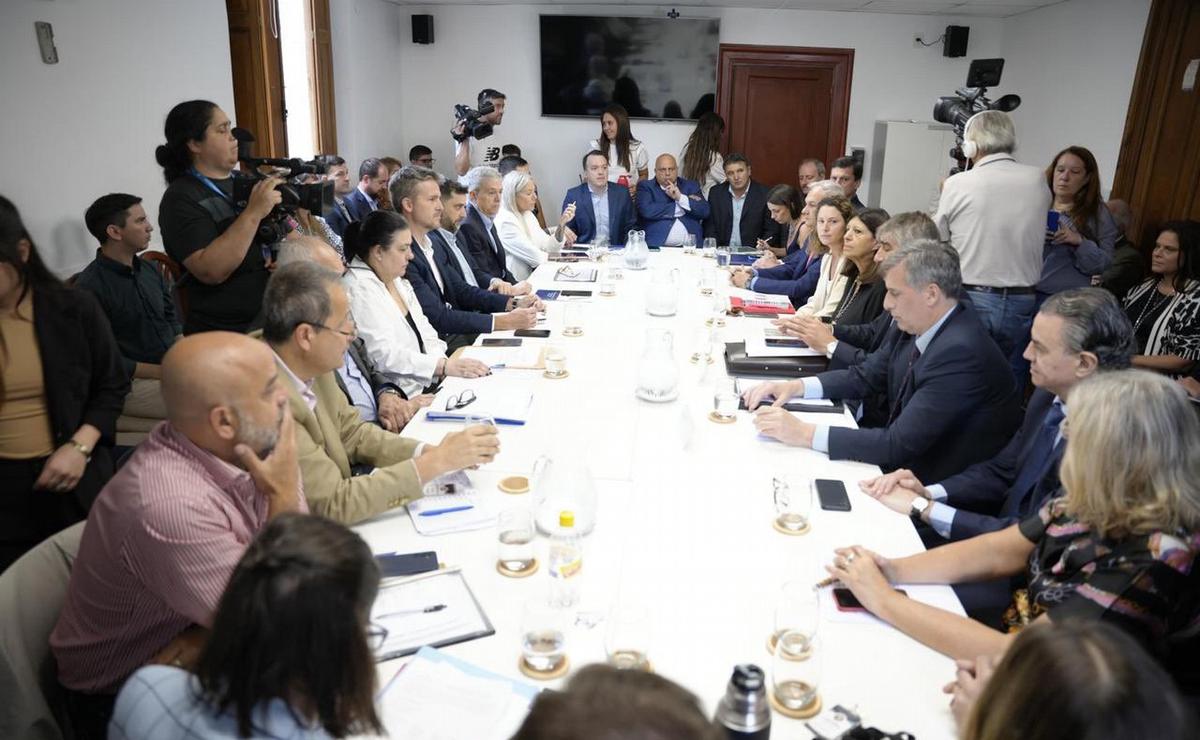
[943,25,969,58]
[412,14,434,45]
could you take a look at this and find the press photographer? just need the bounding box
[452,88,507,176]
[157,100,286,334]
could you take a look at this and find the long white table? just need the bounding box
[355,250,963,739]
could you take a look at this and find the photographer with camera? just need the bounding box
[156,100,288,335]
[934,110,1048,378]
[452,89,507,177]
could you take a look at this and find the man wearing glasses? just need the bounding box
[261,261,499,525]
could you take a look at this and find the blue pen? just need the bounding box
[491,363,506,370]
[419,505,474,517]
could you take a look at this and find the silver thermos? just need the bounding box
[715,664,772,739]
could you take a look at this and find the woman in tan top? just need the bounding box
[0,196,128,570]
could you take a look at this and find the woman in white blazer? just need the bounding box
[494,170,574,281]
[339,211,489,397]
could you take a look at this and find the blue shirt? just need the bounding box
[730,190,748,248]
[807,304,958,453]
[590,185,610,244]
[472,204,499,252]
[438,227,479,287]
[110,665,332,740]
[337,350,378,423]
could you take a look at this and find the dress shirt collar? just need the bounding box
[93,248,141,276]
[914,303,958,354]
[437,227,458,245]
[470,202,496,231]
[357,184,378,207]
[588,183,608,197]
[271,350,317,411]
[415,231,434,255]
[730,187,749,202]
[160,421,252,494]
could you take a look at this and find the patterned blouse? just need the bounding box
[1006,497,1200,689]
[1122,278,1200,371]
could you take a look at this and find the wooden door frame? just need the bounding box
[715,44,854,167]
[307,0,338,155]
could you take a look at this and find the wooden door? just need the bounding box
[226,0,287,158]
[716,45,854,190]
[1111,0,1200,251]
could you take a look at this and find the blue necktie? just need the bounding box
[1007,401,1065,508]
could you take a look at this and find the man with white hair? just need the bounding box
[456,165,524,291]
[934,110,1049,375]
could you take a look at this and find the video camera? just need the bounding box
[451,100,496,143]
[231,127,334,246]
[933,58,1021,174]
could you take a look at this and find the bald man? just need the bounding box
[50,332,305,734]
[636,153,709,247]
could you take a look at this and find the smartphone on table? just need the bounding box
[514,329,551,338]
[832,587,907,612]
[816,478,851,511]
[375,551,439,578]
[481,338,521,347]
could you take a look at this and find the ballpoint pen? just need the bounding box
[376,604,447,618]
[812,576,840,590]
[418,505,474,517]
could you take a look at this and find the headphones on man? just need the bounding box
[960,112,982,161]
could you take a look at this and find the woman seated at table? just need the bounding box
[948,620,1193,740]
[824,208,890,327]
[1122,220,1200,377]
[791,196,854,319]
[495,170,573,281]
[341,210,488,398]
[828,369,1200,692]
[110,513,384,739]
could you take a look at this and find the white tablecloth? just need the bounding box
[357,250,963,739]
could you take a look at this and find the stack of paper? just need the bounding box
[379,647,539,740]
[408,493,494,535]
[461,344,545,369]
[371,570,494,659]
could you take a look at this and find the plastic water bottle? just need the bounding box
[715,664,772,739]
[548,510,582,608]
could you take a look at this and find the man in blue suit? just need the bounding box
[562,150,637,246]
[859,288,1135,540]
[390,167,540,347]
[745,241,1020,483]
[342,157,388,223]
[636,154,710,247]
[321,155,356,238]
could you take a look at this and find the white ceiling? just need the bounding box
[384,0,1067,19]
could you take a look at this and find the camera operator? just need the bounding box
[156,100,288,335]
[934,110,1048,378]
[452,88,507,177]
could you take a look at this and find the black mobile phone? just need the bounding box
[514,329,551,338]
[765,337,808,348]
[833,587,906,612]
[481,338,522,347]
[375,551,438,578]
[816,478,851,512]
[560,290,593,297]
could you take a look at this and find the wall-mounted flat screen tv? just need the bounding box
[539,15,720,121]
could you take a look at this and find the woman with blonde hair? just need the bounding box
[792,196,855,317]
[826,369,1200,691]
[494,170,574,281]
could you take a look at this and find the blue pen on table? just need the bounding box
[419,505,475,517]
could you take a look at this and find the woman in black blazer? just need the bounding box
[0,196,128,570]
[829,209,891,327]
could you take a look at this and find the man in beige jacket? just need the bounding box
[260,260,498,524]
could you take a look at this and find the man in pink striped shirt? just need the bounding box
[49,332,306,738]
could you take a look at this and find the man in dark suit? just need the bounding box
[830,156,866,213]
[746,242,1020,483]
[636,154,710,247]
[342,157,388,223]
[859,287,1135,539]
[390,167,539,347]
[562,150,637,246]
[704,154,778,248]
[456,166,526,291]
[320,156,356,237]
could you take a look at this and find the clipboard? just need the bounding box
[372,569,495,661]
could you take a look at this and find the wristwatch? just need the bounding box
[67,439,93,463]
[909,496,930,522]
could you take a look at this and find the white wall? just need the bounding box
[1001,0,1150,195]
[0,0,234,277]
[395,4,1006,212]
[330,0,407,168]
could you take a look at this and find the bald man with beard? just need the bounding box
[636,153,709,247]
[50,333,305,738]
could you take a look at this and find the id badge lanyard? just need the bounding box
[189,169,274,263]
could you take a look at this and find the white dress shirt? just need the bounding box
[934,153,1050,288]
[664,190,694,247]
[341,259,447,398]
[415,232,446,295]
[494,207,562,281]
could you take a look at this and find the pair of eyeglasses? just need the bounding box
[366,622,389,652]
[445,389,477,411]
[555,265,580,279]
[311,319,356,338]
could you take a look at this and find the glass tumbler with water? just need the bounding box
[716,246,731,268]
[521,596,568,674]
[498,509,536,574]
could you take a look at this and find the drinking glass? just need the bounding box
[562,303,584,337]
[713,378,739,420]
[715,246,731,268]
[698,269,715,296]
[587,240,607,263]
[772,633,823,713]
[544,345,567,378]
[521,596,569,674]
[773,476,813,533]
[605,603,652,670]
[682,233,697,253]
[498,509,536,575]
[600,269,617,296]
[772,580,819,656]
[703,237,717,252]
